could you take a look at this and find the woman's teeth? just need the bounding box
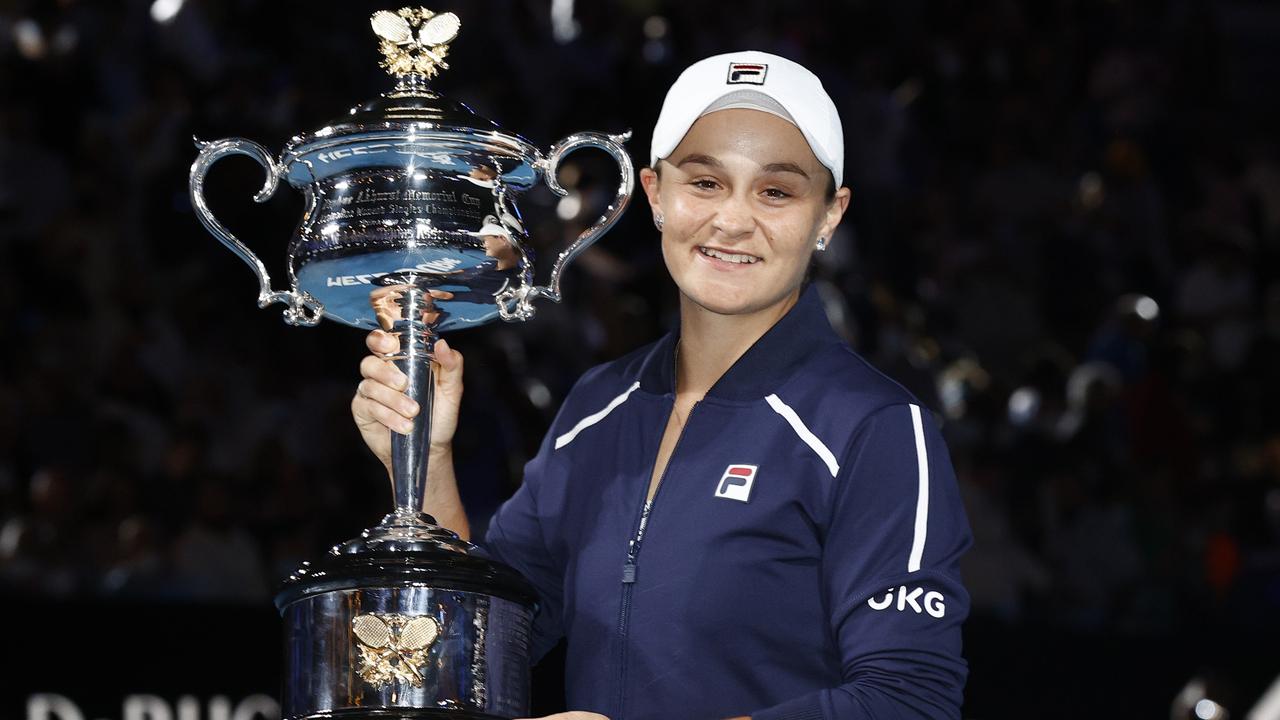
[699,246,759,264]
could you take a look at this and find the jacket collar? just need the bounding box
[636,284,842,401]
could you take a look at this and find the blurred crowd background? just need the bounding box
[2,0,1280,716]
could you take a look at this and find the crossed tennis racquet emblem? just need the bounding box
[352,612,442,689]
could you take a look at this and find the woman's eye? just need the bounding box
[762,188,792,199]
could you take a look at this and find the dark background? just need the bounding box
[2,0,1280,718]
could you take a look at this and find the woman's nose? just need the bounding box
[710,191,756,239]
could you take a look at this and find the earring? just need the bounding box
[815,236,828,251]
[654,212,665,231]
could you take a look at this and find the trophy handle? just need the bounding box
[189,137,323,326]
[497,131,635,320]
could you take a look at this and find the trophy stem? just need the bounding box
[391,335,435,518]
[388,283,438,522]
[335,276,470,555]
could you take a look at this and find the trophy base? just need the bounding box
[276,537,537,720]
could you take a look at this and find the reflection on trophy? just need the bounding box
[189,7,634,718]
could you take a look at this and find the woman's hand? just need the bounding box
[351,331,464,473]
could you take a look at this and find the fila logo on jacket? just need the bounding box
[714,464,757,502]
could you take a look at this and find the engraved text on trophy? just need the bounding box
[315,174,488,229]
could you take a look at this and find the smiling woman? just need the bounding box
[352,50,973,720]
[642,108,847,320]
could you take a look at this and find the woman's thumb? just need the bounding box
[434,337,462,375]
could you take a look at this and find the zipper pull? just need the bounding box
[622,559,637,583]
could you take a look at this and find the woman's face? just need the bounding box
[640,108,849,318]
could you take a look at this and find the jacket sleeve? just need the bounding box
[480,424,567,663]
[752,403,972,720]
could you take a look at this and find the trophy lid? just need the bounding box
[281,7,540,173]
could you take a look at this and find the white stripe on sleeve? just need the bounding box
[765,393,840,477]
[907,403,930,573]
[554,381,641,449]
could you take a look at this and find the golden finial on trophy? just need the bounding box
[371,7,461,79]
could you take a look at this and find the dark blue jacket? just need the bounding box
[483,286,971,720]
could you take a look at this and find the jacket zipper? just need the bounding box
[615,398,698,720]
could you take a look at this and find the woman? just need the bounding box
[352,51,971,720]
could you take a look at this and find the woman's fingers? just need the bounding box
[357,378,419,420]
[356,354,415,435]
[352,391,415,435]
[355,330,466,453]
[364,332,457,380]
[360,354,408,390]
[366,329,400,355]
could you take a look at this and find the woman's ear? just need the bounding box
[639,166,662,217]
[817,186,852,244]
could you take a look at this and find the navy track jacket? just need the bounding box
[482,286,972,720]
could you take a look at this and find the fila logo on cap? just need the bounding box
[715,464,757,502]
[726,62,768,85]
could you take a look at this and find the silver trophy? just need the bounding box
[189,8,634,719]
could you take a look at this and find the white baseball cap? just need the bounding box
[650,50,844,187]
[467,220,511,238]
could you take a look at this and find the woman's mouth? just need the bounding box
[698,246,761,265]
